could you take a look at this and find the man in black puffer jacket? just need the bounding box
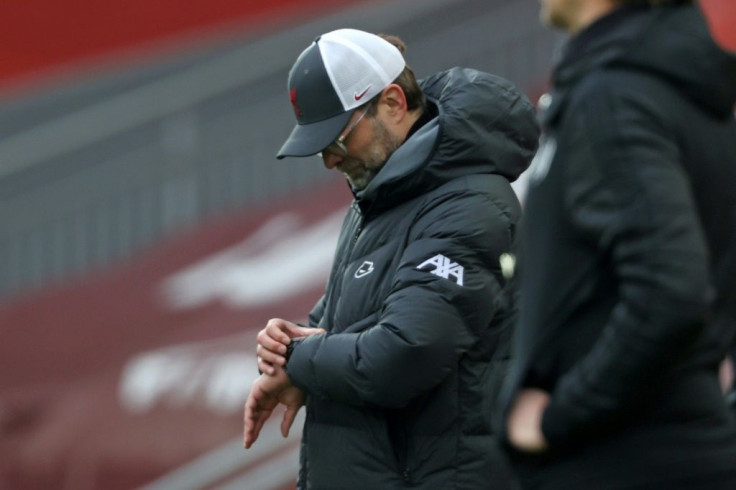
[501,1,736,489]
[243,29,539,489]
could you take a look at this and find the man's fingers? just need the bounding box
[265,319,298,343]
[246,413,264,448]
[296,327,326,337]
[244,424,255,448]
[244,393,275,448]
[256,344,286,368]
[244,418,265,449]
[281,405,301,438]
[243,394,258,448]
[257,328,289,353]
[257,356,280,376]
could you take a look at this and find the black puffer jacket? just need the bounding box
[285,67,539,489]
[501,4,736,489]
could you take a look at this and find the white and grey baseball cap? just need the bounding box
[277,29,406,159]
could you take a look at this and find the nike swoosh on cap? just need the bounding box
[354,86,371,101]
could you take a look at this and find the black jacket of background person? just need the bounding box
[283,67,539,489]
[499,3,736,489]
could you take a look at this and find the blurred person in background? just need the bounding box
[243,28,539,489]
[499,0,736,488]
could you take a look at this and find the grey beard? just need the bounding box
[347,118,403,191]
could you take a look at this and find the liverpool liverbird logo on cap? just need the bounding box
[290,87,303,117]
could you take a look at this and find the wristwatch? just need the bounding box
[285,337,303,366]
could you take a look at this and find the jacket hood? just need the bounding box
[355,67,539,214]
[553,4,736,119]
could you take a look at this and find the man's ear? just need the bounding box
[378,84,408,122]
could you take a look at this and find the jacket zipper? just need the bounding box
[353,206,364,243]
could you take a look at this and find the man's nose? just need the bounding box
[322,152,343,170]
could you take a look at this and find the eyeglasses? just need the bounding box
[319,107,368,158]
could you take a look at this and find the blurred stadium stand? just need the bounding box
[0,0,558,300]
[0,0,564,489]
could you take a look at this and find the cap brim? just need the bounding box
[277,109,355,159]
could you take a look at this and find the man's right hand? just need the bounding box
[256,318,325,375]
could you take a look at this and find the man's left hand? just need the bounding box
[243,368,301,449]
[507,388,551,453]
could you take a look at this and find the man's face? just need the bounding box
[322,112,402,191]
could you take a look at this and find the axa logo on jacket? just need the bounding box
[417,254,464,286]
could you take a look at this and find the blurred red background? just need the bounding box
[0,0,368,96]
